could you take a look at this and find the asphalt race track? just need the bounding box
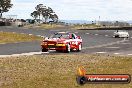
[0,26,132,57]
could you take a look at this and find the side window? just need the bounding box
[69,34,72,39]
[73,34,77,39]
[72,34,75,39]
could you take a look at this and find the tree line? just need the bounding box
[0,0,59,24]
[31,4,58,23]
[0,0,13,18]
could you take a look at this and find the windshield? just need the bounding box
[116,30,127,32]
[50,33,69,39]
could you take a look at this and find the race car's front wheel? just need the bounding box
[65,44,70,53]
[42,48,48,52]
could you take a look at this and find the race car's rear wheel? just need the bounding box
[65,44,70,53]
[115,35,119,38]
[77,43,82,52]
[42,48,48,52]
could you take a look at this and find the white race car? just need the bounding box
[114,30,129,38]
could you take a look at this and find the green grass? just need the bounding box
[0,32,43,44]
[24,24,67,29]
[24,23,101,30]
[71,24,100,29]
[0,54,132,88]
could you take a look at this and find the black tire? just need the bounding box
[42,48,48,52]
[76,76,87,85]
[65,44,70,53]
[56,50,62,52]
[115,35,119,38]
[77,43,82,52]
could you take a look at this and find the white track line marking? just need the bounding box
[121,43,131,45]
[0,55,11,58]
[114,53,120,55]
[96,52,107,54]
[0,51,49,58]
[131,37,132,38]
[105,47,120,49]
[29,34,33,35]
[95,34,98,35]
[105,35,108,36]
[127,54,132,56]
[37,35,41,37]
[86,33,89,34]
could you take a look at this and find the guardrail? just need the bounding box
[78,27,132,30]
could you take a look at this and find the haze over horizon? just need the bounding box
[3,0,132,21]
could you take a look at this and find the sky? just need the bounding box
[3,0,132,21]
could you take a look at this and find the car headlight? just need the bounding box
[56,43,66,46]
[43,41,47,45]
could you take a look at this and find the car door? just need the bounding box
[69,34,79,48]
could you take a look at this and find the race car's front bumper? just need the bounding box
[41,43,67,50]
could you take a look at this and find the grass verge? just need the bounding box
[0,54,132,88]
[24,24,99,30]
[71,24,100,29]
[0,32,43,44]
[24,24,67,30]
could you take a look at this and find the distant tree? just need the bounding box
[31,11,39,20]
[114,21,119,26]
[113,21,130,27]
[41,7,54,23]
[50,13,58,23]
[0,0,13,18]
[35,4,46,22]
[31,4,58,23]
